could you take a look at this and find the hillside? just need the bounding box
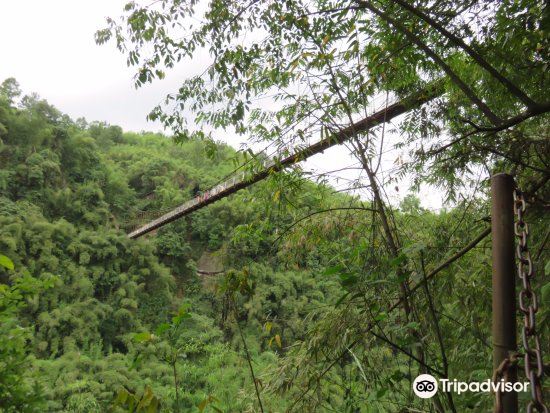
[0,82,347,412]
[1,80,548,413]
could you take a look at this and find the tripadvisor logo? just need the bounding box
[413,374,438,398]
[412,374,530,398]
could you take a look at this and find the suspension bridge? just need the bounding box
[128,83,442,239]
[123,83,550,413]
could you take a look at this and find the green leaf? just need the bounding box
[406,321,420,330]
[155,323,170,336]
[0,254,14,270]
[376,388,387,398]
[389,253,407,267]
[374,312,387,322]
[133,332,152,343]
[322,265,344,276]
[339,272,358,286]
[334,291,350,306]
[172,312,191,325]
[402,242,426,257]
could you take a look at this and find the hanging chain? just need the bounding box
[513,188,548,413]
[493,353,520,413]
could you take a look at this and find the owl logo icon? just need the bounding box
[413,374,438,398]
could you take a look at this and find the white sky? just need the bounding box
[0,0,444,209]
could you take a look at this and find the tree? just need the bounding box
[96,1,548,191]
[1,71,547,412]
[0,78,21,106]
[0,254,56,412]
[96,2,549,411]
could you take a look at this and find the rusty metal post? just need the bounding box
[491,173,518,413]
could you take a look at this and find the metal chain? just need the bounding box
[513,188,548,413]
[493,353,521,413]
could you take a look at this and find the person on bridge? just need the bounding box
[192,183,200,197]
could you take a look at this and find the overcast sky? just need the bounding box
[0,0,444,209]
[0,0,183,131]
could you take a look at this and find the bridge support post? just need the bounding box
[491,173,518,413]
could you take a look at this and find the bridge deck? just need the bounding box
[128,85,441,238]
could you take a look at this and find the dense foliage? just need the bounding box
[96,0,549,195]
[1,76,548,412]
[93,1,549,411]
[0,80,354,412]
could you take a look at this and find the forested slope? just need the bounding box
[0,79,548,413]
[0,80,344,412]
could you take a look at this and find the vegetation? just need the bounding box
[0,79,352,412]
[1,0,549,412]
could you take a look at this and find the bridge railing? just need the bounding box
[129,96,400,236]
[128,85,443,238]
[188,94,399,206]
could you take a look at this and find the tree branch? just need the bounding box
[423,101,550,162]
[272,207,377,246]
[287,226,491,411]
[354,0,502,125]
[236,318,264,413]
[389,0,538,109]
[420,251,457,413]
[368,329,445,377]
